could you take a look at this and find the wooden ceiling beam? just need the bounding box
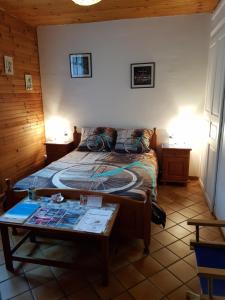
[0,0,219,27]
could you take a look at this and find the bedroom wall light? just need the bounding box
[167,106,202,147]
[45,116,71,143]
[72,0,102,6]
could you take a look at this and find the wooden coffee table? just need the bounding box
[0,197,119,286]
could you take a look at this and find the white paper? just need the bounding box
[88,208,113,217]
[74,209,113,233]
[86,196,102,208]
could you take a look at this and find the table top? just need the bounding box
[162,143,192,150]
[0,197,120,238]
[45,140,74,145]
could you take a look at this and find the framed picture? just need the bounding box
[4,56,14,75]
[25,74,33,91]
[131,62,155,88]
[69,53,92,78]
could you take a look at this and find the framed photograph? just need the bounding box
[69,53,92,78]
[4,56,14,75]
[131,62,155,88]
[25,74,33,91]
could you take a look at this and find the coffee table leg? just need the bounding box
[29,232,36,243]
[0,226,14,272]
[101,238,109,286]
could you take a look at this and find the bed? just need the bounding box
[3,126,158,252]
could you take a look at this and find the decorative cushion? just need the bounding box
[115,128,153,153]
[77,127,116,152]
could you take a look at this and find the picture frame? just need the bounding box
[24,74,33,91]
[131,62,155,88]
[4,56,14,75]
[69,53,92,78]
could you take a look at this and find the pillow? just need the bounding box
[77,127,116,152]
[115,128,153,153]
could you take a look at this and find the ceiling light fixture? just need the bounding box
[72,0,102,6]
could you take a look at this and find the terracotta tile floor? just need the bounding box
[0,180,224,300]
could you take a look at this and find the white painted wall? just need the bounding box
[38,14,210,176]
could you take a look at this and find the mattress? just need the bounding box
[15,150,158,201]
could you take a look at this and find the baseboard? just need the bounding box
[199,178,204,189]
[188,176,199,180]
[199,180,225,241]
[198,179,213,212]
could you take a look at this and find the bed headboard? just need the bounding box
[73,126,81,148]
[150,128,157,151]
[73,126,157,151]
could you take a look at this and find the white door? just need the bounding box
[215,112,225,223]
[202,32,225,210]
[214,32,225,221]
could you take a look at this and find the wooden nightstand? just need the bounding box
[45,141,75,164]
[161,144,192,184]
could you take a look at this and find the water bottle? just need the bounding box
[28,186,36,200]
[28,176,38,200]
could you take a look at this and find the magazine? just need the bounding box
[2,196,117,232]
[0,202,40,223]
[26,206,86,229]
[25,199,116,232]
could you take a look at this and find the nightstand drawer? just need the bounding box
[162,149,190,157]
[45,141,74,164]
[161,144,192,184]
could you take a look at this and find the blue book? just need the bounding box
[1,202,40,223]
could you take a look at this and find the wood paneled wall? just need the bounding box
[0,11,45,191]
[0,0,219,27]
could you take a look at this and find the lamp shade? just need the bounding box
[72,0,101,6]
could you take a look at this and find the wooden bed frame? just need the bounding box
[2,127,157,253]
